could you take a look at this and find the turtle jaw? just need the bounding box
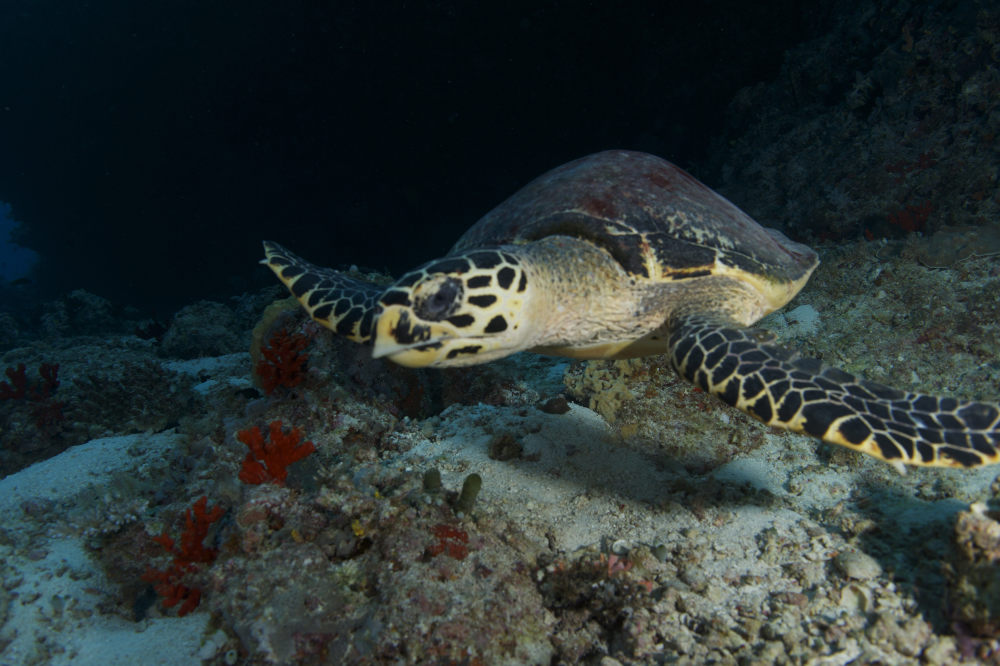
[371,304,451,367]
[372,304,517,368]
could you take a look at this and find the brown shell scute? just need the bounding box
[452,150,818,285]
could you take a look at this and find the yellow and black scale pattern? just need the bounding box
[377,248,527,348]
[668,314,1000,468]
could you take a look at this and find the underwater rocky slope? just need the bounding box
[0,237,998,663]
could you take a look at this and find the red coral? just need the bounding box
[0,362,59,401]
[1,363,65,433]
[142,496,224,616]
[0,363,27,400]
[237,421,316,485]
[427,523,469,560]
[34,363,60,400]
[255,327,310,394]
[888,200,933,232]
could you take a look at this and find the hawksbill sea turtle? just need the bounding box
[262,150,1000,470]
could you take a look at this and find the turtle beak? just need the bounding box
[372,305,444,367]
[371,310,409,360]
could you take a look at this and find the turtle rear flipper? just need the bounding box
[261,241,382,343]
[668,314,1000,468]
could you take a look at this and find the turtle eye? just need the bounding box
[414,276,463,321]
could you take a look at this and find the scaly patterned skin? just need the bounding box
[668,314,1000,468]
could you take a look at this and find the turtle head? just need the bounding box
[373,249,533,367]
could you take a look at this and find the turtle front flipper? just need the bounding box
[261,241,382,343]
[667,314,1000,468]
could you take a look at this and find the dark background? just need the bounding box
[0,1,832,314]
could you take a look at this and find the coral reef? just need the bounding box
[160,300,247,359]
[66,359,199,439]
[708,2,1000,249]
[40,289,117,338]
[563,356,764,472]
[1,239,997,663]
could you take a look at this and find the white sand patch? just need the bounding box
[0,432,222,665]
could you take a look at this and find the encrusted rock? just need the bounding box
[944,502,1000,636]
[161,300,245,359]
[834,549,882,581]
